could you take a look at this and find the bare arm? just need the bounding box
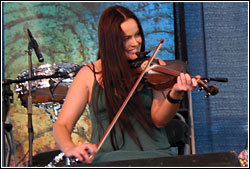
[53,65,97,162]
[151,73,199,128]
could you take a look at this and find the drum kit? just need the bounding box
[15,63,81,123]
[2,62,84,167]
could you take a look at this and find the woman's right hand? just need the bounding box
[64,143,98,163]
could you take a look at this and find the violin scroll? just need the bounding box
[197,79,219,97]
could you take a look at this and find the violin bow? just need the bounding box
[90,39,164,159]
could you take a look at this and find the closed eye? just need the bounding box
[123,31,141,41]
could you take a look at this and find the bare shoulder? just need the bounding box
[75,61,100,85]
[72,60,102,102]
[77,60,101,78]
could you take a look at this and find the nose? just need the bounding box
[130,36,140,46]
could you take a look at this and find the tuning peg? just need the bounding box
[205,93,211,98]
[198,87,203,92]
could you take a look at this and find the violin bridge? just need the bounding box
[140,60,149,70]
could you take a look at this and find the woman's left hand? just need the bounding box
[172,73,200,93]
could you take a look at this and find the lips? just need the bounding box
[128,48,139,54]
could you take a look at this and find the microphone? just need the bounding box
[27,29,44,62]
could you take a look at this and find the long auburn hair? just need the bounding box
[93,5,155,150]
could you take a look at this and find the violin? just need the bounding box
[130,51,228,97]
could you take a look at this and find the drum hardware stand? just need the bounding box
[2,81,17,166]
[49,78,64,98]
[49,77,67,98]
[49,79,55,97]
[35,102,62,123]
[3,119,18,167]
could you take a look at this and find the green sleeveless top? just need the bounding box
[89,79,175,163]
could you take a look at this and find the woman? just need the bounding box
[53,5,199,164]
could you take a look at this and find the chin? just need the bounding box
[127,54,138,60]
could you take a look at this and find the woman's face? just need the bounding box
[120,18,142,60]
